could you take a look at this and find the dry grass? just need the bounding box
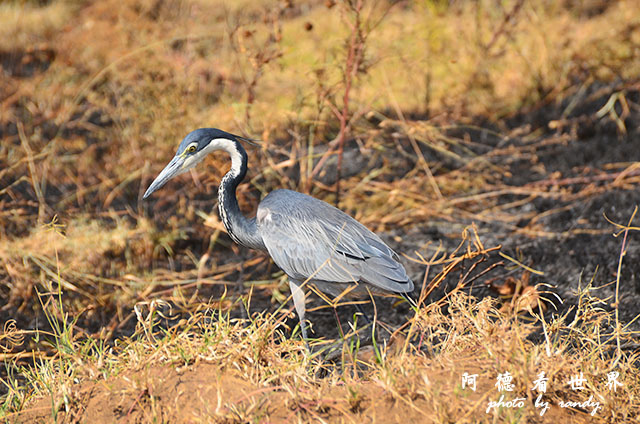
[1,0,640,422]
[0,1,78,51]
[3,227,639,422]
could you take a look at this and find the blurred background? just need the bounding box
[1,0,639,388]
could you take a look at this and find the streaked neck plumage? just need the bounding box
[212,138,266,251]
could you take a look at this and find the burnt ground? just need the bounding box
[3,81,639,423]
[11,82,640,423]
[1,1,639,421]
[2,82,639,350]
[287,83,640,343]
[139,82,640,352]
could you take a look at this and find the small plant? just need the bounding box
[224,4,284,130]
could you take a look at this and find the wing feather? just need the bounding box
[257,189,413,294]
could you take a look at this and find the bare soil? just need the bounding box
[17,350,590,424]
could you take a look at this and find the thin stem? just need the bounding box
[335,0,364,206]
[612,206,638,367]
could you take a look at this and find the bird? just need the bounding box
[143,128,414,340]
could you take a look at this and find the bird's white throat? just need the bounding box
[200,137,244,176]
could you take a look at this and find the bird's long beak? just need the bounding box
[143,155,185,199]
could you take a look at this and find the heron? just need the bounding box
[143,128,414,340]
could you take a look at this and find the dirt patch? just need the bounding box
[15,352,596,424]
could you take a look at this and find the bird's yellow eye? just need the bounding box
[187,145,197,153]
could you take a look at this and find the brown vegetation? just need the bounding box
[1,0,639,422]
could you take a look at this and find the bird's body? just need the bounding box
[257,189,412,297]
[144,128,414,339]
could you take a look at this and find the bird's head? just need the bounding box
[143,128,255,199]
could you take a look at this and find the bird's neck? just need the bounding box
[217,143,266,251]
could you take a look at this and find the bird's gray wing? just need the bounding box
[256,190,413,293]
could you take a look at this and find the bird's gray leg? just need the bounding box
[289,279,308,340]
[236,250,250,322]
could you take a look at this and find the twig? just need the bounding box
[380,67,443,200]
[525,168,640,188]
[17,123,47,224]
[334,0,365,206]
[607,206,638,368]
[483,0,526,53]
